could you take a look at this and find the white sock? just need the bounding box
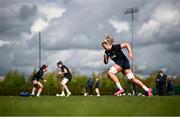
[61,90,65,94]
[115,82,123,90]
[36,92,41,96]
[36,88,42,96]
[31,88,36,95]
[142,85,149,92]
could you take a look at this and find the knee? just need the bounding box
[107,71,112,77]
[107,67,117,76]
[126,73,135,80]
[39,85,44,89]
[61,82,65,86]
[109,66,118,75]
[130,78,135,83]
[107,71,115,78]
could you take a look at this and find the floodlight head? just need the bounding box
[124,7,139,14]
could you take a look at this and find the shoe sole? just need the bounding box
[114,90,124,96]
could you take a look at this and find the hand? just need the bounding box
[58,71,63,75]
[57,72,63,78]
[103,54,109,64]
[128,53,133,60]
[44,80,47,83]
[104,53,107,58]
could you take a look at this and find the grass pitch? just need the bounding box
[0,95,179,116]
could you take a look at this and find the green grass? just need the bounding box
[0,96,180,116]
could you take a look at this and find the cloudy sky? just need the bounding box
[0,0,180,76]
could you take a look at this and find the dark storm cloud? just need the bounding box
[135,0,180,54]
[0,1,39,75]
[0,3,38,41]
[18,4,37,21]
[156,23,180,53]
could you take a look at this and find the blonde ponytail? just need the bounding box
[102,34,114,45]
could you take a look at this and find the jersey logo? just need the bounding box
[107,51,116,59]
[110,55,116,59]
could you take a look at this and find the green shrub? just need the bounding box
[0,69,180,95]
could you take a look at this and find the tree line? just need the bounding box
[0,70,180,95]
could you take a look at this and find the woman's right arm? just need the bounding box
[103,53,109,64]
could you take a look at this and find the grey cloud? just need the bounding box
[40,0,142,50]
[18,4,37,21]
[0,3,38,41]
[0,41,39,75]
[133,44,179,75]
[135,0,180,54]
[0,0,180,76]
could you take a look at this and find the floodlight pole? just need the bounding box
[39,32,41,68]
[124,7,139,73]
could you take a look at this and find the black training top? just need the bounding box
[105,44,128,64]
[61,65,72,78]
[32,69,44,81]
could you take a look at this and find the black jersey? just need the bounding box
[32,69,44,81]
[61,65,72,78]
[105,44,130,69]
[105,44,128,62]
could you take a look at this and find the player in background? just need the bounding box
[31,64,48,97]
[95,78,100,96]
[56,61,72,97]
[102,34,152,96]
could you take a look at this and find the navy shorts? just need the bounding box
[116,59,130,70]
[63,75,72,81]
[32,78,38,81]
[31,78,39,81]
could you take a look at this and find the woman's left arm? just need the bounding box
[120,42,133,60]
